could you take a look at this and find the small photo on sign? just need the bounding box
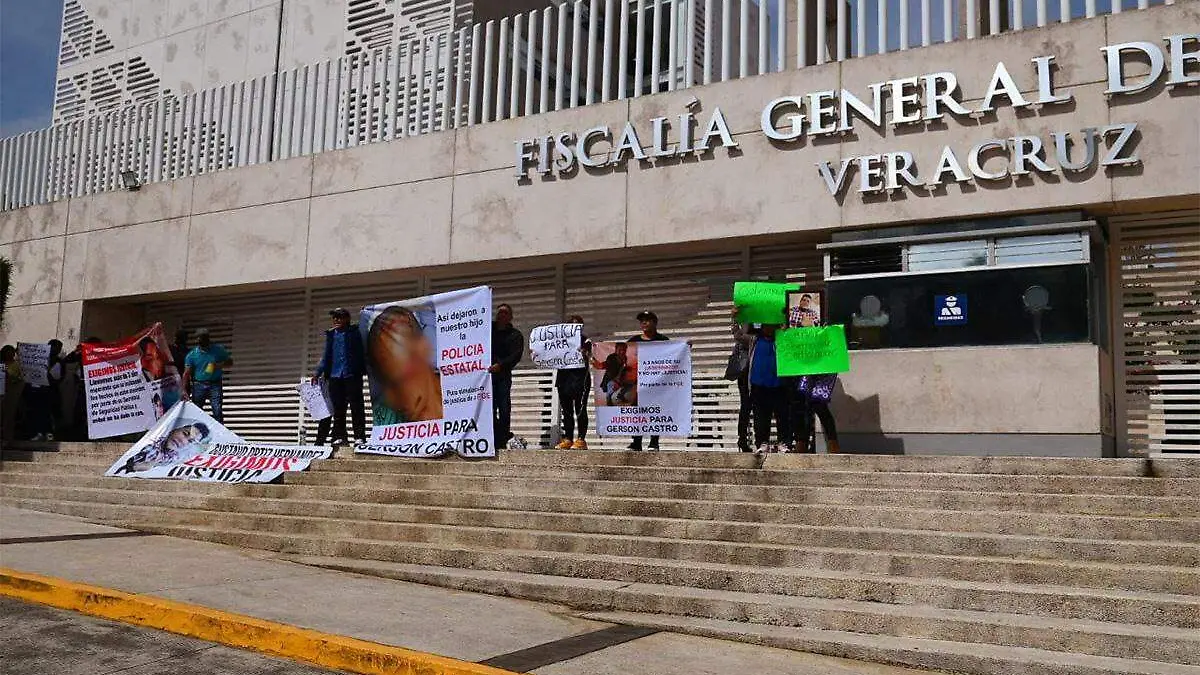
[590,341,639,407]
[787,290,823,328]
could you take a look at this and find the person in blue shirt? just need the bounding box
[181,328,232,423]
[739,322,792,453]
[311,307,367,446]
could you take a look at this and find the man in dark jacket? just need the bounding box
[311,307,367,446]
[489,303,524,449]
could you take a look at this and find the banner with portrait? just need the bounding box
[105,401,331,482]
[357,285,495,458]
[82,324,183,439]
[590,340,692,438]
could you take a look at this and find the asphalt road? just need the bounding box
[0,596,342,675]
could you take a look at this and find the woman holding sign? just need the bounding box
[553,315,590,450]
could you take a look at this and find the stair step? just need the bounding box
[4,471,1196,517]
[16,500,1187,596]
[582,611,1200,675]
[12,497,1197,568]
[204,552,1200,666]
[6,482,1195,543]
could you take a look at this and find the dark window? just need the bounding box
[828,265,1092,349]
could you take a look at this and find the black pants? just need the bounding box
[315,376,366,445]
[25,387,55,437]
[736,374,752,449]
[630,435,660,450]
[558,385,588,441]
[795,398,838,453]
[751,385,791,448]
[493,374,513,449]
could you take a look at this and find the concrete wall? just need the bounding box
[834,344,1111,455]
[6,6,1196,439]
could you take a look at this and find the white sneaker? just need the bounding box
[31,434,46,441]
[45,433,55,441]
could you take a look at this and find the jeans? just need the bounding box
[316,376,366,445]
[751,385,791,448]
[192,381,224,423]
[558,384,589,441]
[493,374,512,449]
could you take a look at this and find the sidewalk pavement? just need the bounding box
[0,506,936,675]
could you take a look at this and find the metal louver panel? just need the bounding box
[1112,210,1200,457]
[145,290,307,443]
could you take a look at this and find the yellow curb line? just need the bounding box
[0,567,523,675]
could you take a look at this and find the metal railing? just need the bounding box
[0,0,1171,212]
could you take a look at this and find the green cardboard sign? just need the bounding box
[733,282,800,324]
[776,325,851,376]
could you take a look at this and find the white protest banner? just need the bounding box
[529,323,584,369]
[105,401,332,482]
[17,342,50,387]
[299,379,332,420]
[82,324,183,439]
[358,285,494,458]
[590,340,692,437]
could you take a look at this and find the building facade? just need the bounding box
[2,0,1197,457]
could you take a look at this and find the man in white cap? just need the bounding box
[181,328,232,422]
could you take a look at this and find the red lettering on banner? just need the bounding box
[378,421,443,441]
[441,343,485,360]
[439,360,486,376]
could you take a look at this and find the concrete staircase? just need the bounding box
[2,443,1199,675]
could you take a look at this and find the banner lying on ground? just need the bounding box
[17,342,50,387]
[82,324,183,439]
[529,323,584,369]
[590,340,692,437]
[105,401,331,482]
[358,285,495,458]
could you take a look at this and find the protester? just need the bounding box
[23,339,63,441]
[311,307,367,446]
[627,310,669,451]
[60,339,99,441]
[795,375,841,454]
[0,345,22,442]
[489,304,524,449]
[553,314,590,450]
[181,328,232,423]
[725,312,754,452]
[740,321,792,453]
[169,329,190,394]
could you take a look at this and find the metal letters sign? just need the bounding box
[513,35,1199,197]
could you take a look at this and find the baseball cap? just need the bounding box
[329,307,351,318]
[194,328,211,338]
[636,310,658,322]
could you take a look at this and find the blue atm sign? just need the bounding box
[935,295,967,325]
